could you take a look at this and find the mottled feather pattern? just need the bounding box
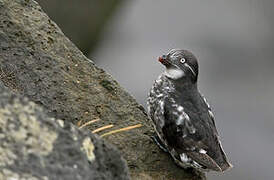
[147,49,232,172]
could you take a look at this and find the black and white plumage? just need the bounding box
[147,49,232,172]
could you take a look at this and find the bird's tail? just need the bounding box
[217,143,233,172]
[186,141,233,172]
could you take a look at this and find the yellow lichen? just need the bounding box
[0,147,17,167]
[0,168,48,180]
[56,119,64,128]
[0,97,58,168]
[81,137,95,162]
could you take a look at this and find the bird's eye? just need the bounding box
[180,58,186,64]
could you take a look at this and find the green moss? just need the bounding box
[100,80,115,91]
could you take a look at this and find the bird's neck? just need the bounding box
[172,79,198,94]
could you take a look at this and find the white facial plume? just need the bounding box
[164,67,185,79]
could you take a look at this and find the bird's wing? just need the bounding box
[161,95,232,171]
[200,94,217,130]
[199,94,233,171]
[147,94,168,147]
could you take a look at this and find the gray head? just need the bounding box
[158,49,199,83]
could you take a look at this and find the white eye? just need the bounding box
[180,58,186,64]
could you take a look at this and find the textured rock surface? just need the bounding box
[0,82,129,180]
[0,0,205,179]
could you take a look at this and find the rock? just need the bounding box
[0,82,129,180]
[0,0,205,179]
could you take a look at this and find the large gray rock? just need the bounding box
[0,0,205,179]
[0,82,129,180]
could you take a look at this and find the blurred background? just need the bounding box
[38,1,274,179]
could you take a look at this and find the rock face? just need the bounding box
[0,82,130,180]
[0,0,205,179]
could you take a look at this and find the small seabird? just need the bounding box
[147,49,233,172]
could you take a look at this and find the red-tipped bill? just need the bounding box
[158,56,170,66]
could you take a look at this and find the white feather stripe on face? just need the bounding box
[164,67,185,79]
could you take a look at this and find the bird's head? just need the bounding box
[158,49,199,83]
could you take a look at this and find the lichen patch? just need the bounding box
[0,168,47,180]
[0,97,58,168]
[56,119,64,128]
[0,147,17,167]
[81,137,95,162]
